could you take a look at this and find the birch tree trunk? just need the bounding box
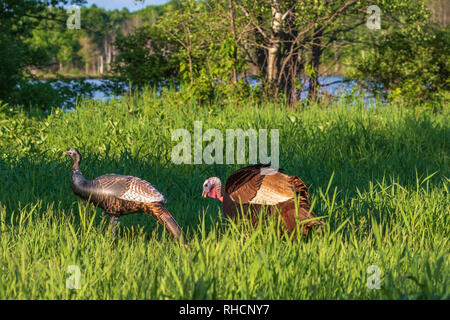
[99,55,103,74]
[267,2,283,83]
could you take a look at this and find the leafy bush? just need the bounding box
[112,26,179,87]
[9,81,69,110]
[352,26,449,107]
[7,80,111,111]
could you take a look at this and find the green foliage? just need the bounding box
[112,2,253,105]
[4,0,448,108]
[0,1,86,105]
[112,26,179,87]
[0,32,27,100]
[350,2,449,107]
[0,91,448,299]
[354,26,449,106]
[10,81,70,111]
[6,79,108,111]
[27,8,82,71]
[208,36,242,80]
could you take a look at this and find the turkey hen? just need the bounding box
[202,164,323,236]
[65,148,186,243]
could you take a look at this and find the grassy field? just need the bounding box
[0,91,448,299]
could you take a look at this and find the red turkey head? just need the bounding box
[202,177,223,202]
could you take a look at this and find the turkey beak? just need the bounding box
[64,151,69,156]
[202,190,208,198]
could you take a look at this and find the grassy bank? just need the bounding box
[0,91,448,299]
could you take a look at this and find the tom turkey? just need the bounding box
[64,148,186,243]
[202,164,323,236]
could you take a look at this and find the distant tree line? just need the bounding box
[114,0,448,106]
[0,0,448,108]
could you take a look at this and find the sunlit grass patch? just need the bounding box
[0,90,448,299]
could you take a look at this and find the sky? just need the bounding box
[84,0,169,12]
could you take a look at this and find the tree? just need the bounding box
[78,34,100,74]
[112,25,178,86]
[0,0,85,102]
[352,20,449,105]
[230,0,369,103]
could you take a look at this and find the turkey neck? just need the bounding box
[70,170,91,199]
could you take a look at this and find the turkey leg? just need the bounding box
[108,214,119,238]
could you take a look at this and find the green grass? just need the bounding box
[0,91,449,299]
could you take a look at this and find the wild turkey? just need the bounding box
[64,148,186,243]
[202,164,323,236]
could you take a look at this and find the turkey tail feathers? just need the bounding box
[147,203,187,244]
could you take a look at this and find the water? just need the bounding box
[243,76,359,100]
[306,76,357,97]
[41,79,127,112]
[49,76,372,110]
[83,79,126,101]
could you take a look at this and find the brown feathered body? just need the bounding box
[222,164,322,236]
[68,161,185,242]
